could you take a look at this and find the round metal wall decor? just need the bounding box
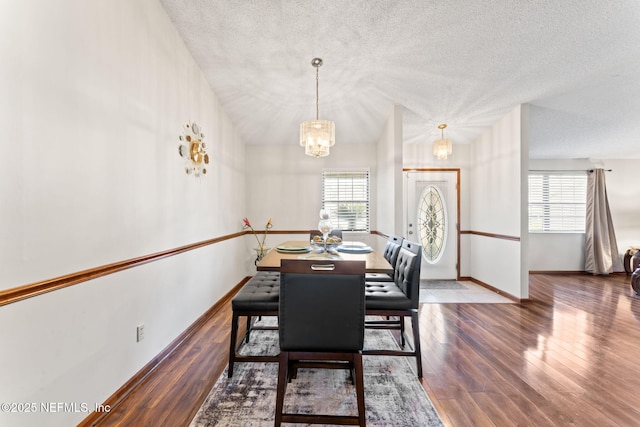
[417,184,448,264]
[178,121,209,177]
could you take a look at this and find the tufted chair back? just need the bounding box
[393,240,422,309]
[382,235,404,267]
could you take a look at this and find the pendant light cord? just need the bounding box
[315,66,319,120]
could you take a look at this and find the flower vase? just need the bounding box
[254,244,269,265]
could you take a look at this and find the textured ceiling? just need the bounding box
[160,0,640,159]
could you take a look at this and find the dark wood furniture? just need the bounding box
[257,240,393,273]
[274,259,367,427]
[229,243,392,377]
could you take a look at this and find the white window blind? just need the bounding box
[528,172,587,233]
[322,170,370,232]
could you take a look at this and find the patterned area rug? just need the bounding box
[420,280,466,289]
[190,317,443,427]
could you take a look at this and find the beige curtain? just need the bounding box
[585,169,623,274]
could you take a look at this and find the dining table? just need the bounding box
[256,240,393,273]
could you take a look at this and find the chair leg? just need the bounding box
[400,316,406,347]
[411,310,423,378]
[245,315,252,343]
[228,312,239,378]
[354,353,367,427]
[274,352,289,427]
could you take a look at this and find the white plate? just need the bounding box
[277,245,309,250]
[337,244,373,253]
[341,241,368,247]
[276,245,311,253]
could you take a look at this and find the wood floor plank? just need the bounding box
[470,391,537,427]
[86,273,640,426]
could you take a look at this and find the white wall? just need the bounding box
[528,158,640,271]
[529,232,586,270]
[604,160,640,261]
[0,1,246,426]
[469,105,529,298]
[520,106,530,295]
[244,141,379,250]
[376,105,403,236]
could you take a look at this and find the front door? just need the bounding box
[406,171,458,280]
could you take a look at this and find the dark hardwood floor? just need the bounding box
[87,273,640,427]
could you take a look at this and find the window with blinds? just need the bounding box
[528,172,587,233]
[322,170,370,232]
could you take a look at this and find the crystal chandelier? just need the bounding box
[300,58,335,157]
[433,123,452,160]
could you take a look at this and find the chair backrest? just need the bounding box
[309,230,343,241]
[393,240,422,309]
[383,235,404,266]
[279,259,365,352]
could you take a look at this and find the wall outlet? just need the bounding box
[136,324,145,342]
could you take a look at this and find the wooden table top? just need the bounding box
[256,240,393,273]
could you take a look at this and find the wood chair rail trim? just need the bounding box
[0,230,388,307]
[0,232,246,307]
[461,230,521,242]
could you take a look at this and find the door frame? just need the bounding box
[403,168,461,280]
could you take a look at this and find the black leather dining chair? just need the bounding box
[365,235,403,282]
[228,271,280,377]
[364,239,423,378]
[274,259,367,427]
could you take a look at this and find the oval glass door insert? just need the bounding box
[417,184,448,264]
